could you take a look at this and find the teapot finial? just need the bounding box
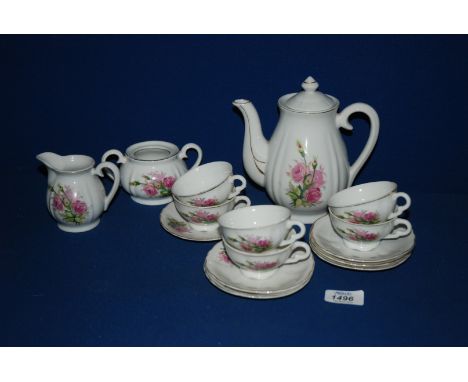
[302,76,319,92]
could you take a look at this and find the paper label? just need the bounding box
[324,289,364,306]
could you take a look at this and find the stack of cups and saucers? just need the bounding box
[310,181,415,271]
[160,161,316,299]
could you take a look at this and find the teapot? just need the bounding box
[233,75,379,223]
[37,152,120,232]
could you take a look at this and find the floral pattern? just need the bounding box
[337,227,379,242]
[189,197,219,207]
[180,210,220,224]
[166,217,192,233]
[336,210,381,224]
[245,260,278,271]
[49,184,89,224]
[286,140,325,208]
[218,249,233,265]
[226,235,273,253]
[130,171,176,198]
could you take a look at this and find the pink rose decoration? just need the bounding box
[363,211,378,222]
[256,239,271,248]
[193,198,218,207]
[240,242,253,252]
[71,200,88,216]
[163,176,176,189]
[305,187,321,204]
[253,261,278,270]
[313,168,325,188]
[150,171,165,181]
[291,162,307,183]
[53,195,64,211]
[64,186,75,201]
[354,229,378,241]
[143,183,158,196]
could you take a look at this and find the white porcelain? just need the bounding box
[174,195,251,232]
[222,239,310,280]
[160,202,221,241]
[310,214,415,265]
[233,75,379,224]
[218,205,306,252]
[328,181,411,223]
[172,161,246,206]
[329,210,412,251]
[311,243,412,271]
[101,141,202,205]
[204,241,315,299]
[37,152,120,233]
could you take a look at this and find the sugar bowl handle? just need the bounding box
[92,162,121,211]
[178,143,203,170]
[336,102,380,186]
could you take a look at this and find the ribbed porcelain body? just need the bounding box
[46,169,106,228]
[265,106,349,223]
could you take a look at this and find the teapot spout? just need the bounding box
[232,99,269,187]
[36,152,66,172]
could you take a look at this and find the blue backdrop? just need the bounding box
[1,35,467,345]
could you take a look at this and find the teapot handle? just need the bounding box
[93,162,121,211]
[178,143,203,170]
[336,102,380,186]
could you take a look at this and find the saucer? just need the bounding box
[204,241,315,299]
[311,241,412,271]
[160,202,221,242]
[309,214,415,270]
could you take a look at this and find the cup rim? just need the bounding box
[218,205,291,229]
[328,181,397,208]
[125,141,180,163]
[173,193,237,208]
[172,161,233,197]
[328,209,397,227]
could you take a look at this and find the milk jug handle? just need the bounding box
[336,102,380,186]
[93,162,121,211]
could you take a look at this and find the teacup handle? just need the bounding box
[336,102,380,186]
[284,242,311,265]
[227,175,247,199]
[101,149,127,181]
[384,218,412,239]
[233,195,251,208]
[178,143,203,170]
[388,192,411,219]
[279,220,306,247]
[92,162,121,211]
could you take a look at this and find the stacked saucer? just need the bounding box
[204,241,315,299]
[309,215,415,271]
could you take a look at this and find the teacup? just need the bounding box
[223,239,311,280]
[172,161,246,206]
[218,205,306,253]
[102,141,202,206]
[329,210,412,251]
[174,194,251,232]
[328,181,411,224]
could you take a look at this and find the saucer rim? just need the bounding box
[204,262,313,299]
[160,202,222,242]
[312,243,412,271]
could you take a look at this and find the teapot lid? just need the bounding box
[278,76,338,113]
